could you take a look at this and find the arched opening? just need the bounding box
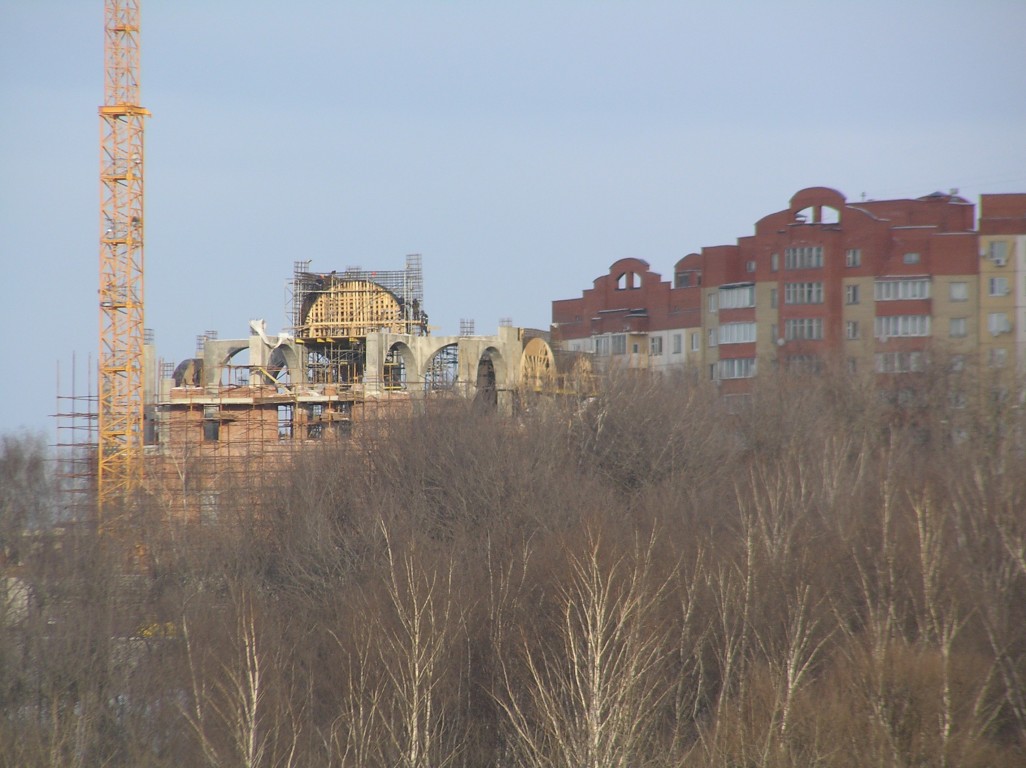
[795,205,840,225]
[519,337,556,392]
[424,343,460,395]
[615,271,639,290]
[217,345,253,387]
[385,342,416,392]
[255,345,291,387]
[474,351,498,408]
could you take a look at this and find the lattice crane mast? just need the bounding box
[98,0,149,511]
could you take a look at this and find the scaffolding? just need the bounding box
[55,356,99,522]
[291,255,427,340]
[289,256,428,393]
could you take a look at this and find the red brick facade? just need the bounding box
[553,186,1023,386]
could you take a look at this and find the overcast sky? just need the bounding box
[2,0,1025,438]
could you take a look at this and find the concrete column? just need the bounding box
[364,333,385,395]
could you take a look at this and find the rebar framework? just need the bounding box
[98,0,150,511]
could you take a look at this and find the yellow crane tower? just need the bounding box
[98,0,149,513]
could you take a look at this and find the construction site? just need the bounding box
[55,1,592,522]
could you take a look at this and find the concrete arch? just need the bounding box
[479,345,508,388]
[424,342,460,393]
[363,327,525,410]
[201,340,248,387]
[387,340,418,391]
[275,342,302,387]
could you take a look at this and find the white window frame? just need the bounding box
[989,277,1010,296]
[874,315,931,339]
[874,278,931,301]
[784,246,824,270]
[719,322,757,345]
[988,312,1011,335]
[875,351,925,373]
[718,357,757,379]
[989,240,1009,264]
[784,282,824,305]
[785,317,824,341]
[718,284,756,309]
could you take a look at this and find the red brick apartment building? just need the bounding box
[552,187,1026,394]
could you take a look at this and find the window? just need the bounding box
[307,404,324,439]
[949,282,968,301]
[718,357,757,379]
[632,343,640,354]
[771,253,779,271]
[949,317,967,338]
[719,322,757,344]
[989,348,1008,367]
[203,406,220,442]
[846,320,860,340]
[845,248,862,267]
[708,293,718,313]
[611,334,627,355]
[708,328,718,347]
[650,336,663,356]
[847,358,858,374]
[672,334,682,355]
[787,355,820,373]
[845,284,860,304]
[690,332,700,352]
[874,315,931,338]
[784,282,824,305]
[770,288,778,308]
[785,317,824,341]
[784,246,824,269]
[616,272,638,290]
[989,277,1010,296]
[675,270,701,288]
[903,252,921,265]
[875,351,925,373]
[988,312,1011,335]
[989,240,1009,264]
[719,284,756,309]
[746,260,756,273]
[874,279,930,301]
[199,492,221,525]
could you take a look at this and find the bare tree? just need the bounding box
[496,529,675,768]
[182,588,302,768]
